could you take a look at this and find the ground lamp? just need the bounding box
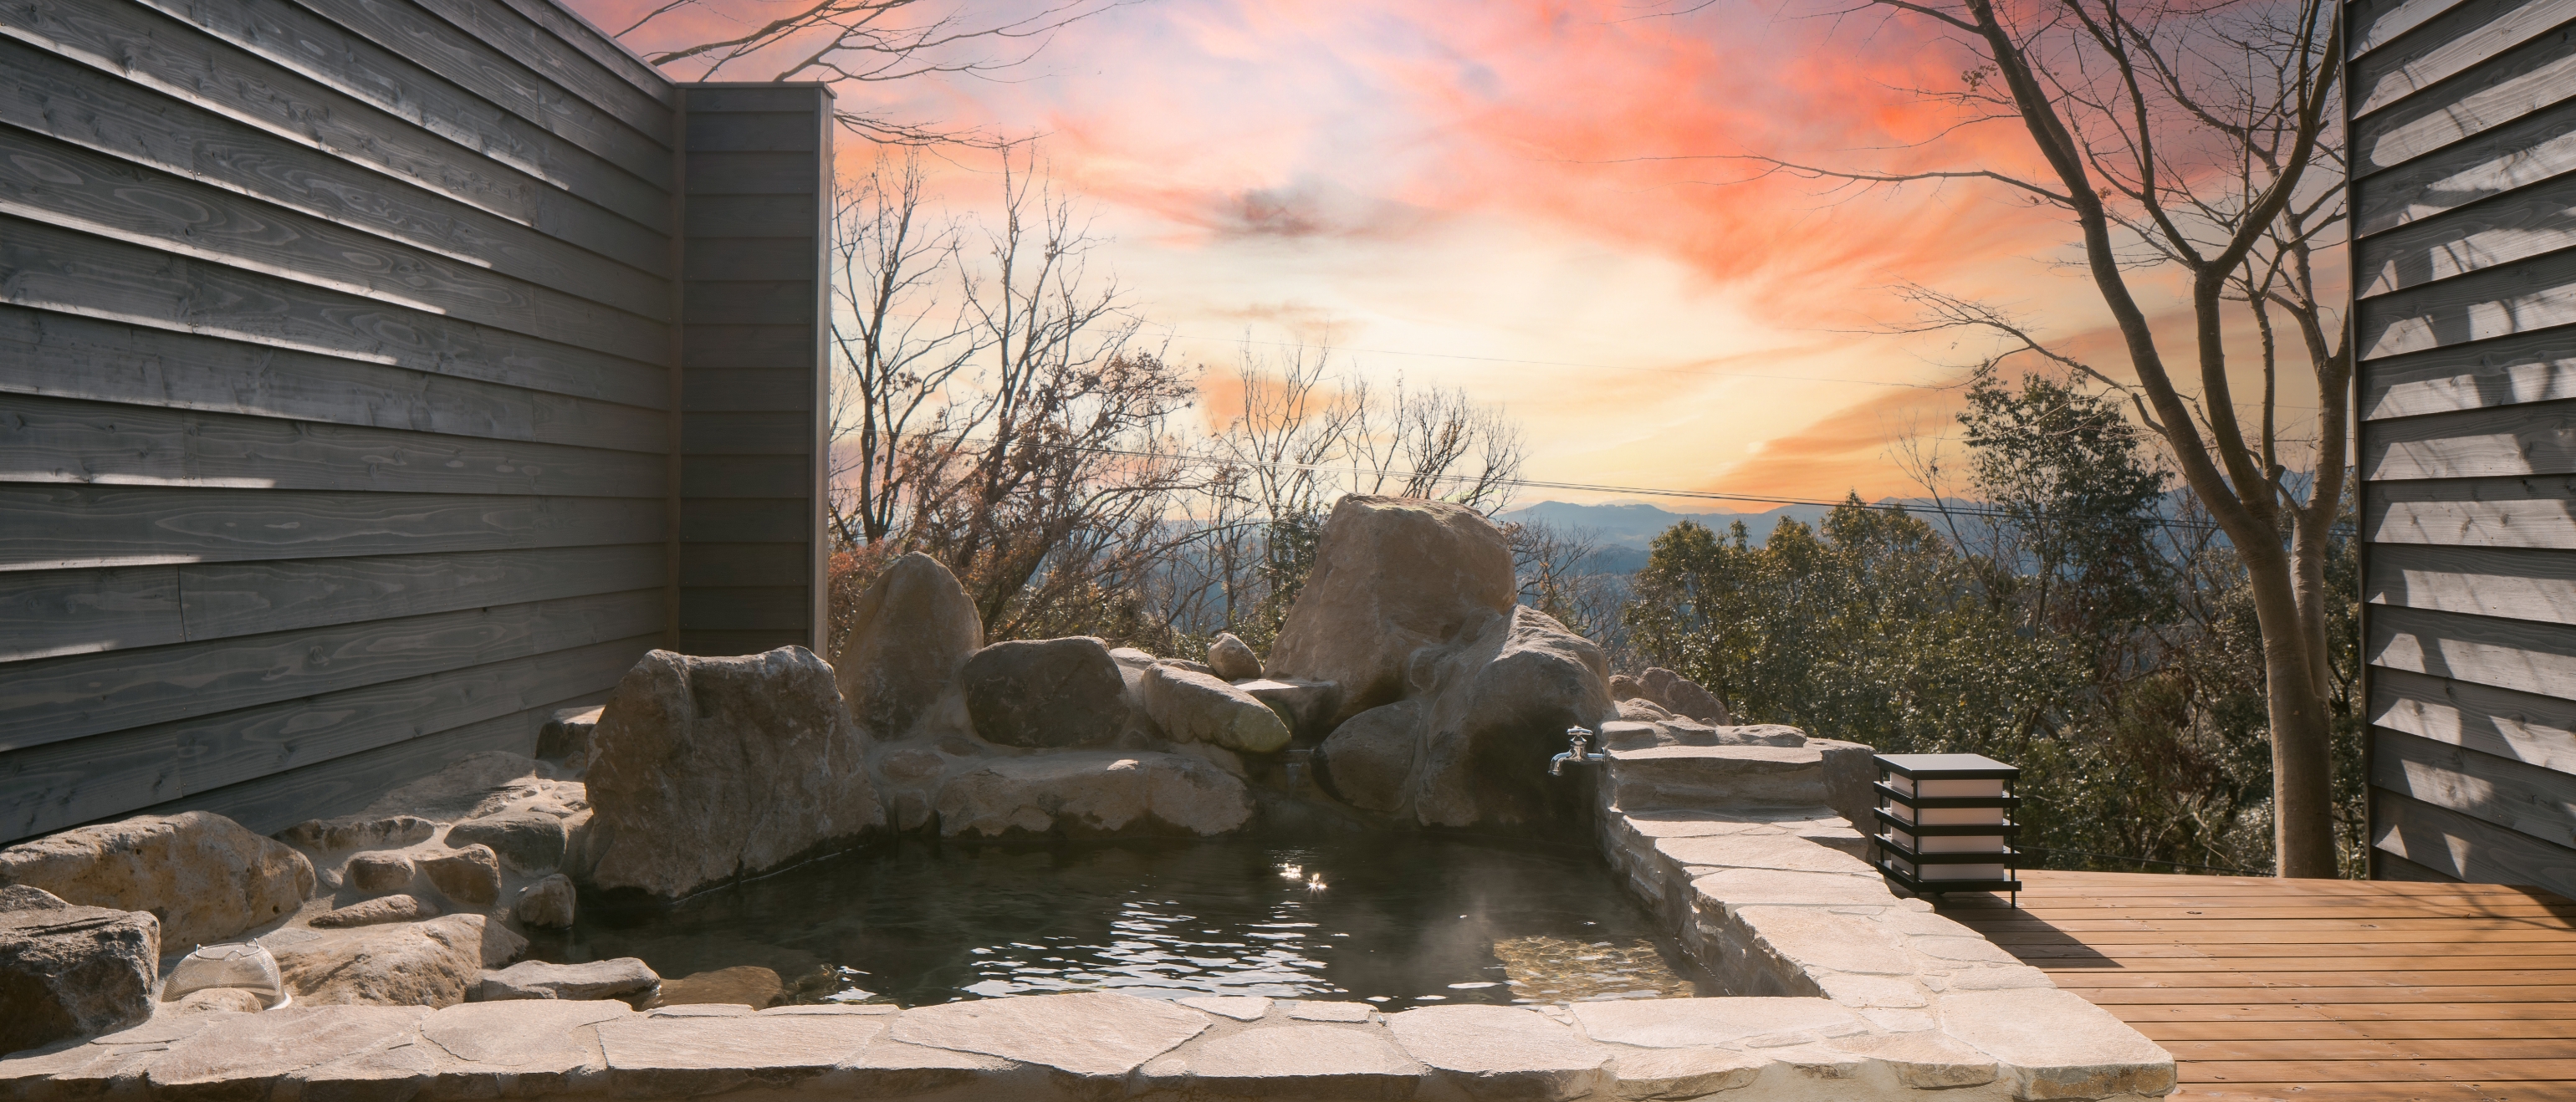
[1868,753,2022,906]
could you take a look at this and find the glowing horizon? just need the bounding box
[573,0,2345,512]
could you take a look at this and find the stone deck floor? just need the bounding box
[1950,870,2576,1101]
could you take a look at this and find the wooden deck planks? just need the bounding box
[1963,870,2576,1099]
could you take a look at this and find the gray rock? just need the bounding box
[959,637,1130,748]
[0,903,159,1054]
[310,894,439,929]
[934,751,1255,838]
[1154,1023,1418,1092]
[360,752,557,820]
[1812,737,1881,832]
[479,957,660,1003]
[1139,665,1292,753]
[836,553,984,738]
[1707,722,1807,747]
[1568,996,1866,1048]
[0,811,314,951]
[537,706,605,770]
[1177,995,1270,1021]
[1606,744,1828,813]
[1412,606,1617,827]
[422,999,633,1069]
[1607,673,1648,701]
[1316,700,1422,814]
[584,647,883,899]
[276,815,438,852]
[1282,1001,1373,1022]
[1934,987,2175,1098]
[1205,632,1261,681]
[1232,677,1339,737]
[165,987,268,1015]
[653,964,782,1008]
[1604,1048,1764,1099]
[1615,696,1675,722]
[447,812,569,874]
[514,874,576,929]
[1159,656,1217,677]
[345,853,414,896]
[1384,1004,1612,1100]
[1638,667,1731,724]
[595,1013,887,1094]
[422,844,503,907]
[890,992,1209,1076]
[145,1006,429,1091]
[1827,1030,2001,1088]
[270,913,490,1008]
[1265,496,1519,725]
[0,885,67,911]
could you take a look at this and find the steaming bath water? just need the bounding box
[532,832,1711,1009]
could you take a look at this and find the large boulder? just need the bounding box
[934,752,1254,837]
[421,845,502,907]
[959,638,1131,748]
[1139,666,1291,753]
[0,901,158,1054]
[1413,607,1617,826]
[1265,496,1517,724]
[0,811,314,951]
[836,552,984,737]
[271,913,494,1008]
[1638,667,1731,725]
[446,812,569,874]
[1234,678,1340,739]
[1205,632,1262,681]
[582,647,883,898]
[1316,701,1422,814]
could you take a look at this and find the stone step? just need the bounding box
[1603,745,1828,812]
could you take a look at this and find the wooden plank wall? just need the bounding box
[677,84,831,656]
[0,0,831,845]
[2353,0,2576,897]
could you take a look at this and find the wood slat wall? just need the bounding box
[0,1,832,844]
[2355,0,2576,898]
[675,84,830,656]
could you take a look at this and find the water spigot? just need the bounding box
[1549,726,1609,777]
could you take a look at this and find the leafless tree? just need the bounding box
[1679,0,2347,873]
[902,151,1200,638]
[615,0,1131,145]
[826,150,986,547]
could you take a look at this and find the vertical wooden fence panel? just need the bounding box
[675,84,832,657]
[2354,0,2576,896]
[0,1,833,844]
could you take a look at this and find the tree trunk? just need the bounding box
[2246,553,2339,876]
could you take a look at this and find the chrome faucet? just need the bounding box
[1549,726,1609,776]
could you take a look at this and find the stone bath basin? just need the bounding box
[0,744,2172,1102]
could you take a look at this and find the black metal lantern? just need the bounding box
[1868,753,2022,904]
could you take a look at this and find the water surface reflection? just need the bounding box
[535,832,1710,1009]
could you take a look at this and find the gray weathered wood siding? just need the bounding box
[0,0,831,844]
[677,84,831,656]
[2354,0,2576,896]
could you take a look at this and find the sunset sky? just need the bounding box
[574,0,2340,510]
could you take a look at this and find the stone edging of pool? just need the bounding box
[0,742,2174,1102]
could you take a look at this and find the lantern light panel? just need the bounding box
[1868,753,2022,900]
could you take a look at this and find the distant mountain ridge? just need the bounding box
[1498,499,1841,551]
